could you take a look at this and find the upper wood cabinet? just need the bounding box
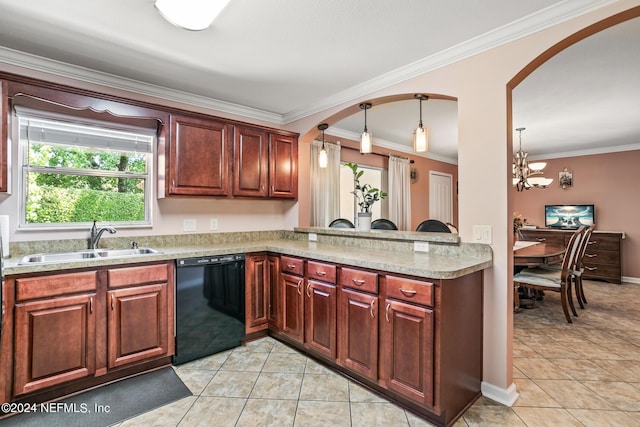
[166,114,232,197]
[233,125,269,197]
[269,133,298,199]
[0,80,8,193]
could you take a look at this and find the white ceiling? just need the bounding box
[0,0,638,162]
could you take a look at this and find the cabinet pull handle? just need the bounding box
[585,253,597,258]
[297,279,303,295]
[90,297,93,314]
[589,240,596,244]
[400,289,417,297]
[316,270,326,276]
[385,303,391,322]
[111,294,114,310]
[306,282,311,298]
[536,238,546,242]
[370,299,375,318]
[287,264,296,270]
[585,266,598,271]
[352,279,366,286]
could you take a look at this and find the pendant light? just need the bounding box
[318,123,329,168]
[413,94,429,152]
[359,103,372,154]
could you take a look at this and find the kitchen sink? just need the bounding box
[18,248,162,265]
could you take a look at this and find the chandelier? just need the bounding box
[512,127,553,191]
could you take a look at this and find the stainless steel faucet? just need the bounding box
[90,220,116,250]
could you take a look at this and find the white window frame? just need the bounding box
[16,107,155,230]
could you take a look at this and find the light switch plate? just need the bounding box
[183,219,196,232]
[472,225,492,244]
[210,218,218,230]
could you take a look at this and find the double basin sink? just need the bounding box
[18,248,162,265]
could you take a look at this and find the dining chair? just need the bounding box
[445,222,458,233]
[416,219,451,233]
[328,218,355,228]
[513,226,585,323]
[371,218,398,230]
[572,225,596,308]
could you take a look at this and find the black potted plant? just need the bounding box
[345,162,387,230]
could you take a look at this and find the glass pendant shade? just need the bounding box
[318,148,328,168]
[414,126,428,152]
[360,131,372,154]
[155,0,231,30]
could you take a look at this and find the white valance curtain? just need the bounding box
[310,140,341,227]
[388,155,411,230]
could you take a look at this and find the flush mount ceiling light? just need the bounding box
[155,0,231,31]
[359,103,372,154]
[318,123,329,169]
[413,94,429,153]
[512,127,553,191]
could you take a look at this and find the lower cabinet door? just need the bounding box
[14,293,96,395]
[380,299,434,406]
[304,280,337,359]
[337,288,378,381]
[281,273,304,343]
[108,283,169,368]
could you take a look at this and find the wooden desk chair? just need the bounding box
[572,225,596,308]
[513,226,585,323]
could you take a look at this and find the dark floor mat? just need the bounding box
[0,367,191,426]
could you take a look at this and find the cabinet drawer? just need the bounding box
[281,256,304,276]
[306,260,336,284]
[385,275,434,307]
[520,232,565,246]
[16,271,98,301]
[583,248,620,266]
[587,235,620,251]
[108,263,169,288]
[340,267,378,294]
[583,262,621,277]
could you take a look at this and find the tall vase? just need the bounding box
[357,212,372,231]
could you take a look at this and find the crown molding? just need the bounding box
[530,142,640,160]
[282,0,617,124]
[327,127,458,165]
[0,46,283,124]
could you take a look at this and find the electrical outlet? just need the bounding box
[414,241,429,252]
[183,219,196,232]
[210,218,218,230]
[308,233,318,242]
[472,225,492,244]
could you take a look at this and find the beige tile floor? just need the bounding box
[116,280,640,426]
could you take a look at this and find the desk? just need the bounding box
[513,242,565,311]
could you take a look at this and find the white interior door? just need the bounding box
[429,171,453,223]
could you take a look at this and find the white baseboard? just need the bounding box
[481,381,519,407]
[622,276,640,284]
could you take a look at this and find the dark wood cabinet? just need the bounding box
[106,264,173,369]
[304,260,337,359]
[0,80,7,193]
[7,262,174,401]
[166,114,232,197]
[269,133,298,199]
[246,253,281,333]
[379,275,435,406]
[233,125,269,197]
[338,288,378,381]
[282,272,305,343]
[14,292,96,396]
[519,228,623,283]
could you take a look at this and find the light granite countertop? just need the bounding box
[3,238,492,280]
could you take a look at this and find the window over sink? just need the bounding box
[17,107,154,228]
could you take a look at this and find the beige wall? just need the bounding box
[514,150,640,279]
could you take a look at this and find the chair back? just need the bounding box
[371,218,398,230]
[416,219,451,233]
[574,225,595,272]
[559,226,586,281]
[328,218,355,228]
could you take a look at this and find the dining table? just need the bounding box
[513,240,566,311]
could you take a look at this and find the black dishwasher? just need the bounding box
[174,254,245,365]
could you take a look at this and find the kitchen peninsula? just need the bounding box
[1,229,491,427]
